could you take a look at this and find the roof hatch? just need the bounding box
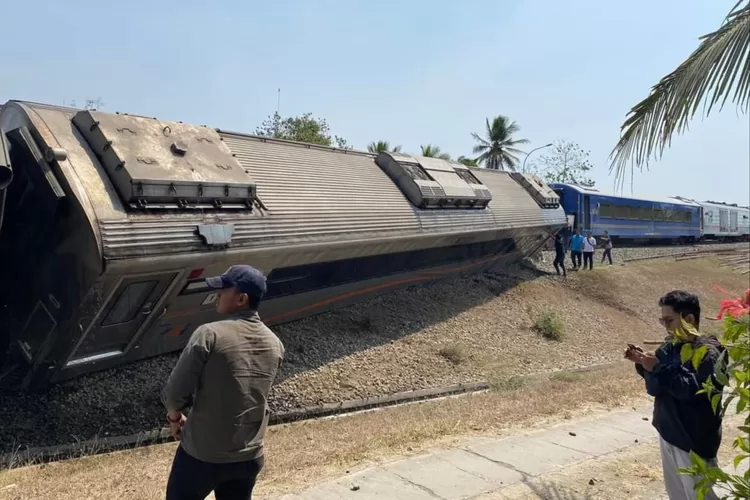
[510,173,560,209]
[73,111,256,210]
[375,152,491,209]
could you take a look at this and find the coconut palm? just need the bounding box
[610,1,750,186]
[471,116,529,170]
[457,156,479,167]
[420,144,451,160]
[367,141,402,153]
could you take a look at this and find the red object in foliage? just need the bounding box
[716,289,750,319]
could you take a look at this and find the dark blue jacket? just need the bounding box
[636,335,725,459]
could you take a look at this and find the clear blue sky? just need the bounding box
[1,0,748,204]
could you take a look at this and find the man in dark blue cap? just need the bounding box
[164,265,285,500]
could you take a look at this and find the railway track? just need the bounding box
[622,244,749,270]
[0,361,620,469]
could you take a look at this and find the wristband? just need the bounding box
[167,413,182,423]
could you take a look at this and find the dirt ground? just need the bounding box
[0,362,651,500]
[1,255,748,499]
[272,255,747,407]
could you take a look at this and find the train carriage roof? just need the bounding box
[549,183,700,208]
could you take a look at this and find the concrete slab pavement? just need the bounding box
[275,406,658,500]
[273,404,743,500]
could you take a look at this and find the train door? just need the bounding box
[64,272,178,367]
[719,209,729,233]
[730,211,739,233]
[583,195,591,231]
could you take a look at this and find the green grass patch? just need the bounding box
[533,310,565,341]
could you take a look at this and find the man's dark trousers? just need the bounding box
[166,445,264,500]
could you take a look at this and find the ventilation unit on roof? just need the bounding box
[73,110,257,210]
[375,152,491,209]
[510,173,560,209]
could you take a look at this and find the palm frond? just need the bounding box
[472,144,489,155]
[502,146,528,156]
[609,1,750,186]
[506,138,530,147]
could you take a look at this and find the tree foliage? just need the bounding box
[679,289,750,499]
[367,141,402,153]
[609,1,750,187]
[68,98,104,110]
[533,140,595,186]
[256,112,350,149]
[471,115,529,170]
[457,156,478,167]
[420,144,451,160]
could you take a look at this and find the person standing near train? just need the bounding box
[163,265,285,500]
[600,230,613,265]
[582,231,596,270]
[551,230,567,277]
[569,229,584,270]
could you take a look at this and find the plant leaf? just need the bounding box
[608,1,750,187]
[711,393,722,414]
[692,344,709,370]
[681,343,695,364]
[735,454,750,469]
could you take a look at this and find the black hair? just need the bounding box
[659,290,701,327]
[247,295,262,311]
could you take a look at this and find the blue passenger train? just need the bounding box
[549,183,703,243]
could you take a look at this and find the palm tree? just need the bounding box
[367,140,402,153]
[420,144,451,160]
[471,116,529,170]
[610,1,750,186]
[457,156,479,167]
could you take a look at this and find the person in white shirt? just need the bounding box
[582,231,596,270]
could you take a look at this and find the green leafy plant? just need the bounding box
[679,288,750,499]
[533,310,565,341]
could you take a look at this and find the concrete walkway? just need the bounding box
[276,407,658,499]
[275,405,743,500]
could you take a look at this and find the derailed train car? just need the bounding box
[0,100,566,389]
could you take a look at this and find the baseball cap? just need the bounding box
[205,265,267,299]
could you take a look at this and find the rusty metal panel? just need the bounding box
[72,111,255,209]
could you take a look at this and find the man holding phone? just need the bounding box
[624,290,725,499]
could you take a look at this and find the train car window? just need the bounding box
[455,169,482,185]
[265,238,517,300]
[401,163,433,182]
[102,280,157,326]
[179,280,212,295]
[599,204,614,218]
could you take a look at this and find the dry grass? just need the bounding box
[438,343,469,364]
[0,363,648,500]
[274,256,750,407]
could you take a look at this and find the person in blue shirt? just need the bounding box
[569,229,584,270]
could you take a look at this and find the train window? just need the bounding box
[599,204,614,218]
[610,205,628,219]
[455,169,482,185]
[102,280,157,326]
[179,279,212,295]
[401,163,433,182]
[265,238,517,300]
